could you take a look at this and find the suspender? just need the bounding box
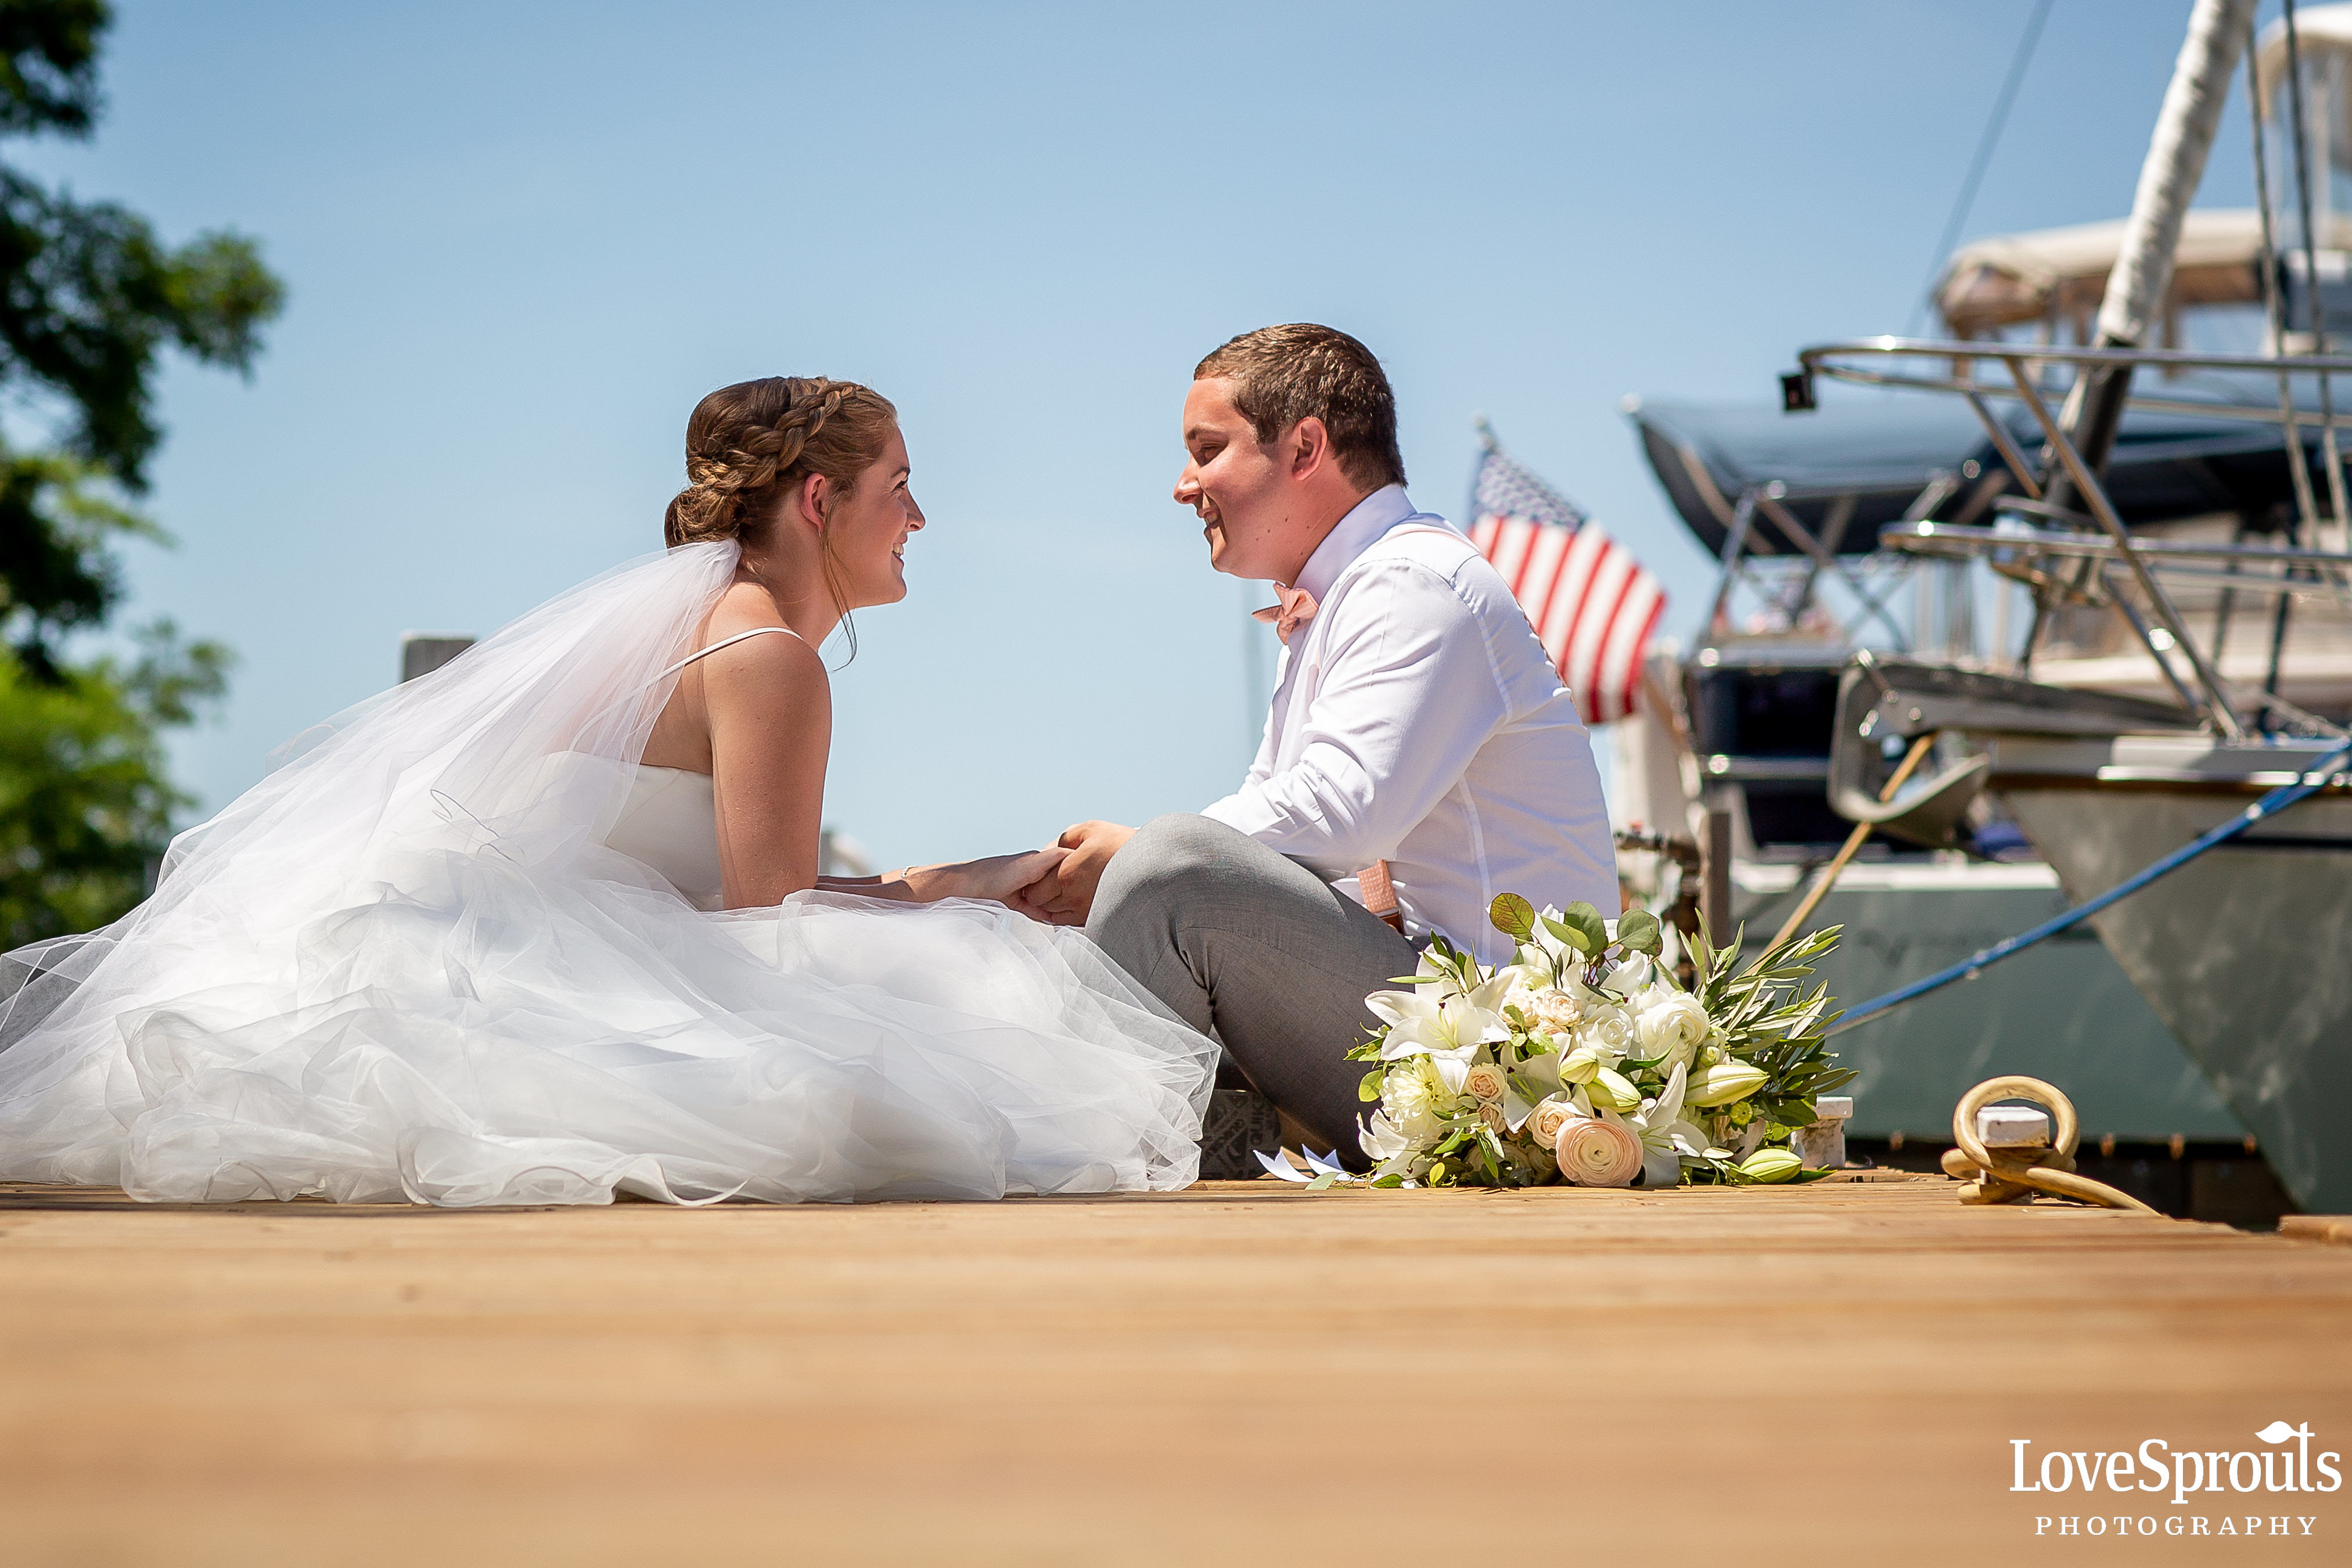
[1357,859,1408,934]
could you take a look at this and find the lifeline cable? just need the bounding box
[1826,736,2352,1035]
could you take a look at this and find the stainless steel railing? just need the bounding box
[1788,336,2352,739]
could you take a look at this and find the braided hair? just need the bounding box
[664,376,899,548]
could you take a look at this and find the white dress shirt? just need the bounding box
[1200,485,1617,965]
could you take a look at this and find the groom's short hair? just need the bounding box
[1193,324,1407,491]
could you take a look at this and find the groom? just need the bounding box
[1021,323,1617,1164]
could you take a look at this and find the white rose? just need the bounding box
[1463,1062,1508,1103]
[1530,986,1587,1033]
[1478,1102,1508,1134]
[1526,1096,1577,1146]
[1577,1006,1634,1059]
[1636,991,1710,1070]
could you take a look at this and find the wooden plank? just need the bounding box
[2282,1214,2352,1247]
[2,1177,2347,1563]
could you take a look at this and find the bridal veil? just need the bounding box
[0,542,1216,1204]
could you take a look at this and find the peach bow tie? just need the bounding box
[1251,584,1319,645]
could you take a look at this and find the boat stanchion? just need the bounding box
[1941,1075,2159,1214]
[1771,731,1937,950]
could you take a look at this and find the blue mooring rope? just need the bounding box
[1827,738,2352,1035]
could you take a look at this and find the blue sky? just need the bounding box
[13,1,2271,869]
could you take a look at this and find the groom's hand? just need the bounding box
[1025,819,1135,926]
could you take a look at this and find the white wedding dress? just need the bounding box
[0,543,1216,1206]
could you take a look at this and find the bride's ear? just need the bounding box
[789,472,829,533]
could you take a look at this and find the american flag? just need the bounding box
[1467,436,1666,725]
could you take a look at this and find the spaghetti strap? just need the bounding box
[655,624,805,682]
[559,625,808,754]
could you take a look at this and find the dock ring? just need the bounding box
[1940,1075,2157,1214]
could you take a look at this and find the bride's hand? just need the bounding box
[898,848,1067,914]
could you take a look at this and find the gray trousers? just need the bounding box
[1086,814,1419,1167]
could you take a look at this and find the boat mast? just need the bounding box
[2046,0,2259,502]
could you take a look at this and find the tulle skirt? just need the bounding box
[0,840,1215,1204]
[0,542,1217,1206]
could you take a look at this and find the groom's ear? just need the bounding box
[1286,416,1332,481]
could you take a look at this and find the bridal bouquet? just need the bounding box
[1347,896,1853,1189]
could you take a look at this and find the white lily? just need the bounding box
[1598,953,1652,999]
[1358,1111,1421,1167]
[1515,908,1577,976]
[1512,1043,1565,1100]
[1406,946,1529,1004]
[1256,1145,1364,1187]
[1584,1066,1643,1113]
[1618,1062,1723,1188]
[1366,973,1513,1095]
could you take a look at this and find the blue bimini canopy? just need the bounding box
[1627,382,2319,558]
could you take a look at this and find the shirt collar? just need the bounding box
[1292,485,1418,604]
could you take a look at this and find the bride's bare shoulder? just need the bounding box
[695,582,826,686]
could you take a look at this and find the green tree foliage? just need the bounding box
[0,1,283,945]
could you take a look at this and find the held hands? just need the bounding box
[1017,820,1135,927]
[891,848,1068,915]
[876,819,1134,927]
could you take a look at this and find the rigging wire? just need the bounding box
[2281,0,2351,534]
[1828,735,2352,1035]
[2247,2,2325,546]
[1905,0,2058,335]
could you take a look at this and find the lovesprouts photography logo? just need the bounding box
[2012,1422,2338,1537]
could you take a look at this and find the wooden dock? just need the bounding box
[5,1173,2349,1564]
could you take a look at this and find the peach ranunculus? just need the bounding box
[1552,1113,1643,1188]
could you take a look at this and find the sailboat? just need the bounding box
[1771,0,2352,1214]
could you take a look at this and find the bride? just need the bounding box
[0,376,1218,1205]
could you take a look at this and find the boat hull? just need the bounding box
[1995,736,2352,1212]
[1733,862,2239,1144]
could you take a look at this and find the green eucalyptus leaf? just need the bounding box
[1489,892,1538,940]
[1542,914,1594,955]
[1358,1069,1385,1103]
[1561,901,1609,954]
[1617,908,1663,955]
